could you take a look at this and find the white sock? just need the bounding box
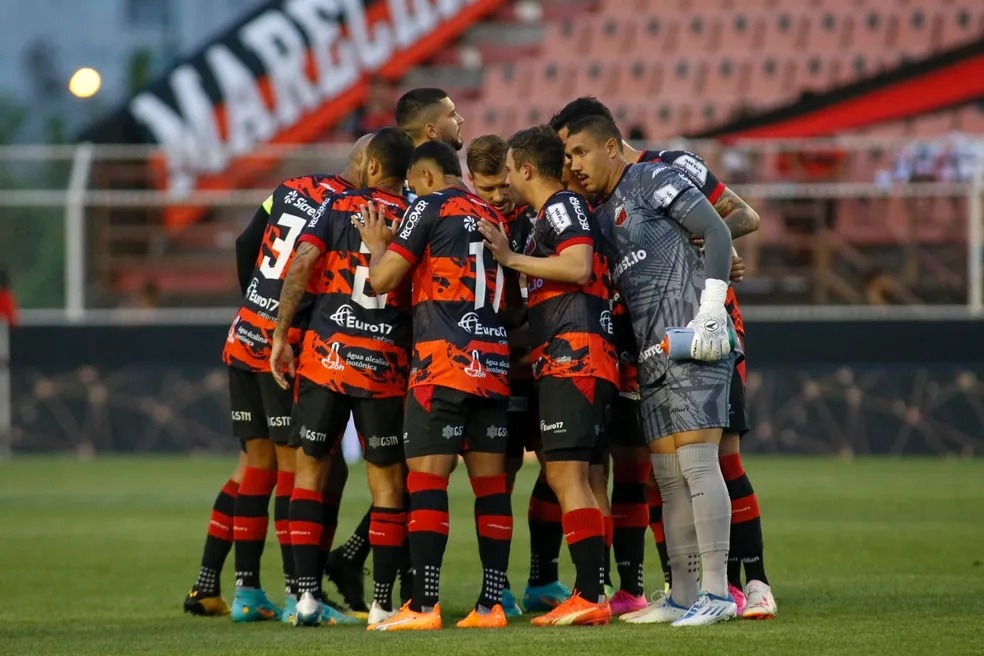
[650,453,699,607]
[677,443,731,598]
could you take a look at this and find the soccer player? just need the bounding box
[324,88,466,609]
[270,126,415,627]
[565,115,740,626]
[182,136,370,619]
[465,134,572,615]
[550,98,775,620]
[396,87,465,150]
[479,125,618,627]
[357,140,513,631]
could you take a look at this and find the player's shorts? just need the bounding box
[607,393,646,448]
[537,376,616,462]
[506,379,540,458]
[404,385,509,458]
[640,353,736,442]
[291,377,404,466]
[725,359,750,437]
[228,366,294,443]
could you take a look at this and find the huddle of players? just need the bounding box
[182,88,778,630]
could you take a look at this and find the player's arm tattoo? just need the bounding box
[274,242,319,337]
[714,188,760,240]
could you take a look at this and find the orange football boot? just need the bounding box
[456,604,508,629]
[530,592,611,627]
[367,602,442,631]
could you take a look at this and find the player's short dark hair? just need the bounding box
[566,115,624,151]
[466,134,508,176]
[508,125,565,181]
[365,126,415,180]
[548,96,616,133]
[395,88,449,131]
[409,140,462,177]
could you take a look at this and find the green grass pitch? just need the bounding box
[1,456,982,655]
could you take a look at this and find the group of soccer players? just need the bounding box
[182,87,779,630]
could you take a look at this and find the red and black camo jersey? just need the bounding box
[503,204,538,385]
[222,174,352,372]
[525,190,618,385]
[294,187,412,398]
[388,188,510,398]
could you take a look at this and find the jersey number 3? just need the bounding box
[258,213,307,280]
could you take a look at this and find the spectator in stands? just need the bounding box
[0,265,18,326]
[863,268,907,305]
[121,279,159,309]
[349,78,396,138]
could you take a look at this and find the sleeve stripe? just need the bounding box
[708,183,726,205]
[388,242,417,265]
[556,236,594,253]
[298,234,326,252]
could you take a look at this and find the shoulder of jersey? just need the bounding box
[279,173,350,197]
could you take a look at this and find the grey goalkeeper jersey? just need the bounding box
[594,162,739,387]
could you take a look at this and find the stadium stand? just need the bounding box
[80,0,984,307]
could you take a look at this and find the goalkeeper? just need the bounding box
[562,115,742,627]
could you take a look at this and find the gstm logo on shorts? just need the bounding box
[231,411,252,421]
[300,426,328,442]
[540,420,565,433]
[442,425,464,439]
[458,312,507,338]
[486,426,508,439]
[330,304,393,335]
[267,416,291,427]
[367,435,400,449]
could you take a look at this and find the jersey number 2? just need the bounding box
[352,242,388,310]
[258,213,307,280]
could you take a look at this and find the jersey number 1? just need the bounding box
[258,213,307,280]
[470,242,504,311]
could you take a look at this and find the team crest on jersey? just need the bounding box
[614,203,627,227]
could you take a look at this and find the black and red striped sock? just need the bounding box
[612,460,649,596]
[369,507,406,611]
[408,472,450,612]
[195,478,239,596]
[290,487,324,597]
[318,491,341,575]
[471,474,513,610]
[336,507,372,567]
[234,467,277,589]
[527,473,563,586]
[721,453,768,586]
[563,508,606,603]
[647,484,671,588]
[602,513,614,588]
[275,470,295,595]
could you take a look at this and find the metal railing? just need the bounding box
[0,137,981,321]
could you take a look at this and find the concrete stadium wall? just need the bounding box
[10,322,984,456]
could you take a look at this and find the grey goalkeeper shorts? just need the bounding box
[639,352,736,442]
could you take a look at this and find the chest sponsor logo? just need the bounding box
[330,304,393,335]
[599,310,613,335]
[464,349,486,378]
[640,343,664,362]
[458,312,508,338]
[246,277,280,313]
[612,249,647,279]
[321,342,345,371]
